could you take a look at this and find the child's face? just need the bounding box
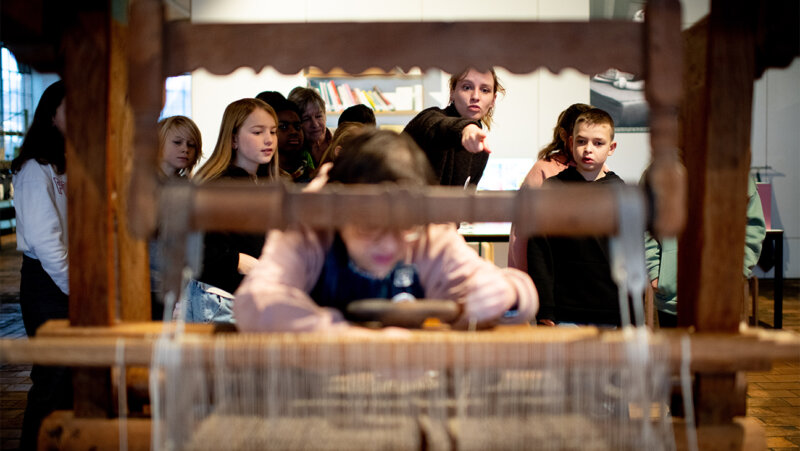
[162,127,198,173]
[277,110,304,156]
[300,104,326,145]
[233,108,277,174]
[570,122,616,180]
[450,70,496,122]
[339,226,418,279]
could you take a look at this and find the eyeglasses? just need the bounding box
[351,225,423,243]
[278,121,302,131]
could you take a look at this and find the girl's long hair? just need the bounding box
[11,80,66,174]
[317,121,367,169]
[536,103,592,162]
[194,98,279,182]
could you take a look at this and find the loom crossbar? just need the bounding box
[2,325,797,373]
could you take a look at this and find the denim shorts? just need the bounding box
[183,279,235,324]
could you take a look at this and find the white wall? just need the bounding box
[751,59,800,279]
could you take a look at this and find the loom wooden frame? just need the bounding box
[1,0,799,449]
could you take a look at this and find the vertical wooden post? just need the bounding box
[110,0,151,321]
[62,4,114,418]
[62,0,149,417]
[679,0,757,425]
[645,0,686,238]
[128,0,164,239]
[63,7,115,328]
[678,0,756,334]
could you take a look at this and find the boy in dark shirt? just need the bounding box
[527,108,624,326]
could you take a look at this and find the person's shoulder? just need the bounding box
[547,166,581,184]
[13,160,51,180]
[534,157,568,174]
[415,106,446,118]
[598,171,624,184]
[220,165,249,179]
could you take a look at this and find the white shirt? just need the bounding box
[13,160,69,295]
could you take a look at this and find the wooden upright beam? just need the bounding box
[63,6,115,327]
[679,0,759,427]
[110,0,150,321]
[62,0,148,418]
[127,0,164,238]
[62,4,115,420]
[678,0,756,333]
[645,0,686,238]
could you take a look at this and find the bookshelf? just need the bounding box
[304,67,427,128]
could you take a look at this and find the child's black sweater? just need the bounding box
[527,166,624,326]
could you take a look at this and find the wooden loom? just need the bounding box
[1,0,799,449]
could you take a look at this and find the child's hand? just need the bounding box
[237,253,259,275]
[304,162,333,192]
[461,124,491,154]
[455,273,515,329]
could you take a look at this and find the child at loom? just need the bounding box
[526,108,624,327]
[234,129,537,332]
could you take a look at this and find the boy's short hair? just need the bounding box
[255,91,286,107]
[338,104,376,126]
[573,108,616,141]
[269,97,302,117]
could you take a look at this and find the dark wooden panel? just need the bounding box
[163,21,644,77]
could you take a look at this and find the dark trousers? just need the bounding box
[658,310,678,328]
[19,256,73,451]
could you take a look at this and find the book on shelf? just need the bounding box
[327,80,343,111]
[373,86,396,111]
[368,90,388,111]
[309,79,409,113]
[338,83,355,107]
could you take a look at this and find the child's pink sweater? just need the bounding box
[234,224,537,332]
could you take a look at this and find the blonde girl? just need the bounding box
[194,98,280,182]
[158,115,202,177]
[185,98,279,324]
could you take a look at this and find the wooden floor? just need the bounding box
[746,278,800,450]
[0,235,799,450]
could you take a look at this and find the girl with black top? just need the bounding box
[185,98,279,323]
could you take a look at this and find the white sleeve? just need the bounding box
[15,165,69,295]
